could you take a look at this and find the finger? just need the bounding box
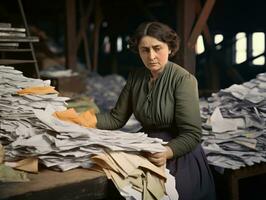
[153,159,165,167]
[148,157,166,166]
[140,151,149,157]
[150,152,163,158]
[148,156,160,164]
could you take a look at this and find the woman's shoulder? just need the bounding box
[167,61,197,84]
[168,61,194,78]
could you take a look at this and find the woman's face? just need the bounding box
[138,36,170,77]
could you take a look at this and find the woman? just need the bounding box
[94,21,216,200]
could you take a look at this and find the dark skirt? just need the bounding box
[146,130,216,200]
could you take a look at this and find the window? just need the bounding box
[103,36,111,53]
[214,34,224,44]
[214,34,223,50]
[196,35,205,54]
[252,32,265,65]
[235,32,247,64]
[102,21,108,28]
[117,36,123,52]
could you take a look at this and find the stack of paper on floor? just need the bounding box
[200,72,266,170]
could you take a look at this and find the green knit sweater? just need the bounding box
[96,61,202,158]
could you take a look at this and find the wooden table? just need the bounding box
[211,162,266,200]
[0,168,108,200]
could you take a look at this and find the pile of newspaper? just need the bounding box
[0,23,39,49]
[200,72,266,170]
[0,65,166,172]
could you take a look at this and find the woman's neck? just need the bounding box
[150,68,163,80]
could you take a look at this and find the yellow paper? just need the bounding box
[53,108,97,128]
[0,144,4,164]
[5,157,38,173]
[129,175,143,192]
[109,169,129,190]
[17,86,58,95]
[146,171,165,199]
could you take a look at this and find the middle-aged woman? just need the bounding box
[92,21,216,200]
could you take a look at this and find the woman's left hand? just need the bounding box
[146,146,173,167]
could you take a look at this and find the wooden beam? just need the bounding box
[195,0,212,46]
[92,1,103,72]
[176,0,196,74]
[77,0,94,71]
[188,0,216,48]
[65,0,77,71]
[76,0,94,49]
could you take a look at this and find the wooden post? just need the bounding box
[176,0,196,75]
[195,0,219,91]
[92,1,103,72]
[77,0,94,71]
[188,0,216,48]
[65,0,77,71]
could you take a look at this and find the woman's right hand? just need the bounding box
[144,146,173,167]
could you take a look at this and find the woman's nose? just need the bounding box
[148,49,156,59]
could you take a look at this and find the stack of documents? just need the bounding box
[200,72,266,170]
[32,106,166,171]
[0,65,166,172]
[91,151,178,200]
[0,65,179,198]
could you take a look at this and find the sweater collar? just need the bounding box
[145,61,170,81]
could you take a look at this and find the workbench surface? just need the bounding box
[0,168,108,200]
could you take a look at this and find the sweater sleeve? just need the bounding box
[167,73,202,158]
[96,73,133,130]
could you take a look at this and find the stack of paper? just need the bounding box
[0,65,166,172]
[0,65,179,198]
[91,151,178,200]
[31,105,166,171]
[200,72,266,170]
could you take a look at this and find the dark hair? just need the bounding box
[128,21,180,57]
